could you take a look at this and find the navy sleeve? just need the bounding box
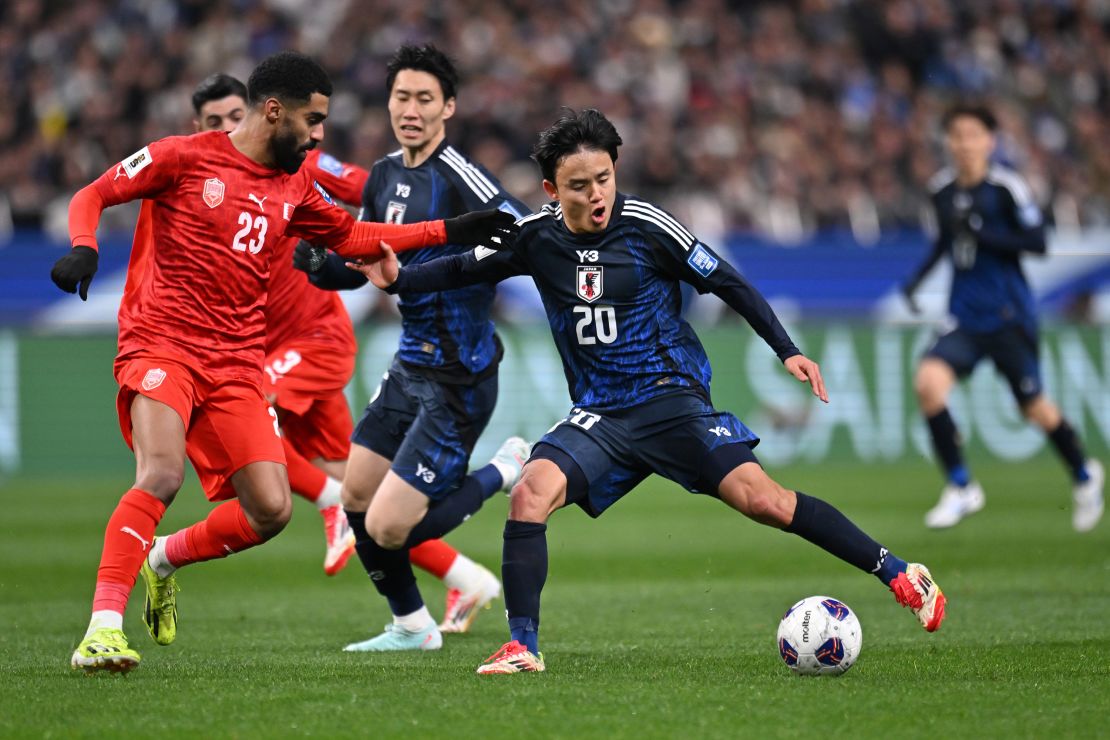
[388,245,528,295]
[434,154,530,218]
[974,187,1046,255]
[645,226,800,363]
[308,250,369,291]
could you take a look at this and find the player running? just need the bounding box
[360,109,948,674]
[192,74,498,589]
[903,104,1104,532]
[190,72,360,575]
[296,44,531,648]
[53,51,517,674]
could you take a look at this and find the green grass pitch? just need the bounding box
[1,457,1107,738]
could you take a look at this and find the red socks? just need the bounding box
[410,539,459,578]
[282,437,328,501]
[164,500,264,568]
[92,488,166,613]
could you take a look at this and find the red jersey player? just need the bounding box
[52,51,517,674]
[192,73,503,599]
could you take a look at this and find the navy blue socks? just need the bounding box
[1047,419,1089,482]
[503,520,547,654]
[345,509,422,616]
[926,408,971,486]
[785,492,907,586]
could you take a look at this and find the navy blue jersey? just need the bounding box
[389,193,800,411]
[909,165,1046,334]
[312,140,528,378]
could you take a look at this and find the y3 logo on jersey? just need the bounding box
[395,183,411,198]
[576,250,599,263]
[576,266,603,302]
[416,463,436,484]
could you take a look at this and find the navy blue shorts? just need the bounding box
[924,324,1042,404]
[351,358,497,499]
[532,391,761,518]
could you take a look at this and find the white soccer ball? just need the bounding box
[776,595,862,676]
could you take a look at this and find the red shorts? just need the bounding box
[115,354,285,502]
[263,340,353,462]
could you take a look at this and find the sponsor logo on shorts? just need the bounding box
[141,368,167,391]
[416,463,436,484]
[708,426,731,437]
[202,178,225,208]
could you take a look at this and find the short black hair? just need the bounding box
[386,44,459,101]
[531,108,623,183]
[247,51,333,106]
[942,103,998,132]
[191,73,247,114]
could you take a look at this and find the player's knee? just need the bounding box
[340,483,371,510]
[508,477,558,522]
[134,466,184,502]
[738,480,792,527]
[250,496,293,540]
[366,516,409,550]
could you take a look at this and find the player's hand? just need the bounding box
[784,354,828,404]
[50,245,98,300]
[292,241,328,274]
[443,209,519,248]
[901,283,921,315]
[346,241,399,289]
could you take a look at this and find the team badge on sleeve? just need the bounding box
[313,181,335,205]
[577,266,603,303]
[202,178,225,208]
[121,146,153,179]
[317,152,345,177]
[687,243,719,278]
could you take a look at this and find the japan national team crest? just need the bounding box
[576,266,603,303]
[202,178,225,209]
[141,368,166,391]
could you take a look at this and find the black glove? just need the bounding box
[443,209,519,248]
[50,245,99,300]
[293,240,328,274]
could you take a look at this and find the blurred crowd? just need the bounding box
[4,0,1110,244]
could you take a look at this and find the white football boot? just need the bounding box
[1073,460,1105,533]
[924,481,985,529]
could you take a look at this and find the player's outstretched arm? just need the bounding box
[366,243,526,295]
[330,209,519,262]
[972,220,1047,255]
[293,242,369,291]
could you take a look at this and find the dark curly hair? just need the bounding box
[247,51,333,106]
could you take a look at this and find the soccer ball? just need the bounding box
[776,596,862,676]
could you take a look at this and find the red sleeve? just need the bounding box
[69,138,183,249]
[287,173,446,260]
[304,151,369,206]
[335,219,448,261]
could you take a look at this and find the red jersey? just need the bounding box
[264,149,369,353]
[92,131,355,380]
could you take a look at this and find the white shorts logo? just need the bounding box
[416,463,436,484]
[141,368,167,391]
